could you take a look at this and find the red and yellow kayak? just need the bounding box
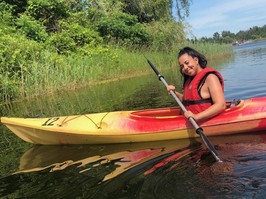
[1,97,266,145]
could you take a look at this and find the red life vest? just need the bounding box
[183,67,224,114]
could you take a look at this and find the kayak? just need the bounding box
[1,97,266,145]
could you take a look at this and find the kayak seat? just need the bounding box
[228,99,241,108]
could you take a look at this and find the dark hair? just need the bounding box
[178,47,208,86]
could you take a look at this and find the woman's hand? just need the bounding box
[166,85,184,102]
[184,111,199,121]
[167,85,175,92]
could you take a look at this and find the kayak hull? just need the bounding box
[2,97,266,145]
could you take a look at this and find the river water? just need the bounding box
[1,40,266,198]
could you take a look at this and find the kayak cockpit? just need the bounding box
[130,99,243,119]
[130,107,181,119]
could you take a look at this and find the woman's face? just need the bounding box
[178,53,200,76]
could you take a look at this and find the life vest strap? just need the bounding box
[183,98,212,106]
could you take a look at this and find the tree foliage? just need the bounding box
[16,14,48,42]
[122,0,173,22]
[1,0,190,52]
[0,0,190,100]
[121,0,190,22]
[25,0,70,32]
[95,12,150,45]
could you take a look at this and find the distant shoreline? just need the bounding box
[233,38,266,46]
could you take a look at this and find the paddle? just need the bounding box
[146,58,222,162]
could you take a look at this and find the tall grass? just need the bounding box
[0,42,233,103]
[188,42,233,60]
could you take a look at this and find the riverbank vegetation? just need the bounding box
[0,0,232,103]
[194,25,266,44]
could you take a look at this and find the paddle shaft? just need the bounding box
[147,59,222,162]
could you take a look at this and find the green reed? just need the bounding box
[0,43,233,103]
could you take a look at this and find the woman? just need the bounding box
[167,47,226,121]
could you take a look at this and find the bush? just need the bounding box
[47,32,76,54]
[16,14,48,42]
[0,33,44,75]
[96,12,150,45]
[58,21,103,47]
[25,0,69,32]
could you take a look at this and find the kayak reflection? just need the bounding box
[16,138,201,181]
[15,132,265,182]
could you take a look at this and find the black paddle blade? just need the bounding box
[197,129,222,162]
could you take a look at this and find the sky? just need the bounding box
[184,0,266,38]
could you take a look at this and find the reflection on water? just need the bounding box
[15,139,200,181]
[194,134,266,198]
[1,133,266,198]
[0,138,200,198]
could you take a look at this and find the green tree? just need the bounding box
[0,1,15,30]
[2,0,27,16]
[16,14,48,42]
[25,0,70,32]
[145,21,185,50]
[213,32,220,40]
[96,12,150,45]
[121,0,190,22]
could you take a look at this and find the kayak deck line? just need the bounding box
[58,112,111,129]
[1,97,266,145]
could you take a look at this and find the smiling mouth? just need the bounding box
[186,69,192,75]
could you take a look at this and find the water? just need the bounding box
[1,40,266,198]
[222,40,266,99]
